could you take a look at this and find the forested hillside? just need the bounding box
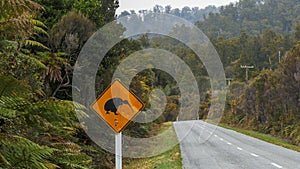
[119,0,300,37]
[223,44,300,144]
[199,0,300,145]
[118,5,219,23]
[197,0,300,37]
[119,0,300,146]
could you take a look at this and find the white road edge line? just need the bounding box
[271,163,283,168]
[250,153,259,157]
[237,147,243,150]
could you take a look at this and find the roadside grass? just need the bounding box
[218,123,300,152]
[123,122,182,169]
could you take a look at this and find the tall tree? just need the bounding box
[0,0,43,40]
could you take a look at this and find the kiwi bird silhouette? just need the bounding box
[104,98,133,115]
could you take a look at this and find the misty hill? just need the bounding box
[118,5,219,23]
[197,0,300,38]
[119,0,300,38]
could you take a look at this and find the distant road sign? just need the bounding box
[91,79,144,133]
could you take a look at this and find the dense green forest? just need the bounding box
[0,0,299,168]
[208,0,299,146]
[120,0,300,145]
[0,0,120,168]
[199,0,300,146]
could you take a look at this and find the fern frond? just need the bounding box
[35,89,46,97]
[54,153,92,169]
[0,75,32,120]
[18,53,48,70]
[0,104,18,120]
[0,74,31,97]
[43,161,60,169]
[24,39,50,50]
[0,135,56,169]
[0,151,11,167]
[0,0,44,40]
[31,19,47,28]
[0,40,18,51]
[49,139,92,169]
[65,100,89,119]
[31,19,48,37]
[33,26,48,36]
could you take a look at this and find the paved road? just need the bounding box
[173,120,300,169]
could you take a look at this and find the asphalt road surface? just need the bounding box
[173,120,300,169]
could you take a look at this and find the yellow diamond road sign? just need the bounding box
[91,79,144,133]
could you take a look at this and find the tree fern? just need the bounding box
[0,42,47,95]
[0,74,31,120]
[0,0,43,40]
[0,135,56,169]
[0,75,93,169]
[51,143,92,169]
[0,0,50,53]
[23,18,49,51]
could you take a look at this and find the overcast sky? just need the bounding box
[116,0,238,14]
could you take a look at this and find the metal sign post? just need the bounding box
[90,79,144,169]
[240,65,254,82]
[115,132,122,169]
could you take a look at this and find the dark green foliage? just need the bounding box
[48,11,96,62]
[73,0,119,27]
[0,74,95,168]
[0,0,44,40]
[223,44,300,145]
[0,0,121,167]
[0,40,47,95]
[34,0,75,28]
[0,135,55,169]
[35,0,119,28]
[196,0,300,38]
[212,29,298,82]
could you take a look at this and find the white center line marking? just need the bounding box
[214,134,218,137]
[227,142,232,145]
[237,147,243,150]
[220,138,224,141]
[271,163,283,168]
[250,153,259,157]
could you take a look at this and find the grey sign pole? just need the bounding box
[240,65,254,82]
[115,132,122,169]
